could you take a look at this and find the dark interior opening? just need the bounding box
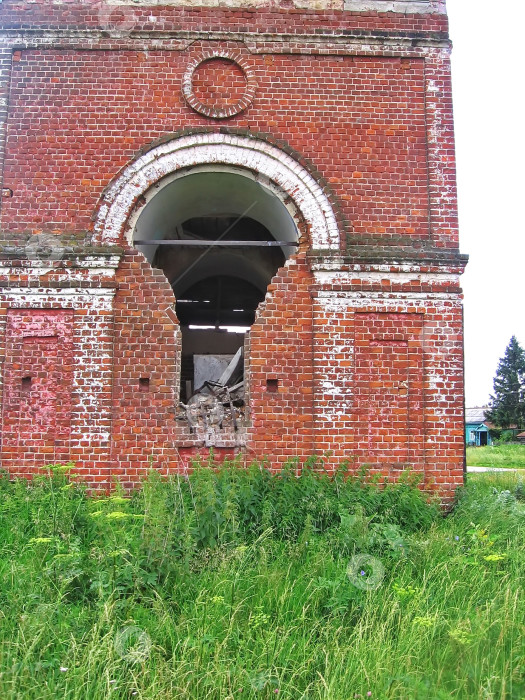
[266,378,278,393]
[151,214,286,404]
[176,275,264,327]
[133,170,298,424]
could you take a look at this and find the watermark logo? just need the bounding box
[97,3,138,37]
[347,554,385,591]
[114,625,152,663]
[419,325,462,357]
[25,233,65,264]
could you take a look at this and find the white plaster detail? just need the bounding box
[316,289,461,301]
[0,288,116,307]
[0,257,120,279]
[310,260,463,274]
[75,255,121,269]
[0,50,12,196]
[314,270,459,285]
[90,0,344,9]
[47,0,444,10]
[93,133,340,250]
[343,0,445,12]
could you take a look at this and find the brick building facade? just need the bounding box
[0,0,467,503]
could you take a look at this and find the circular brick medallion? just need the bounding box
[182,51,257,119]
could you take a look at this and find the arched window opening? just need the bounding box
[132,169,298,439]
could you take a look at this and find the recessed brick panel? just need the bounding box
[353,312,424,469]
[1,309,74,472]
[192,59,247,108]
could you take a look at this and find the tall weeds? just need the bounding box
[0,462,522,699]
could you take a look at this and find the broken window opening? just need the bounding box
[167,215,285,435]
[133,169,299,441]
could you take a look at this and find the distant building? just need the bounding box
[465,407,493,447]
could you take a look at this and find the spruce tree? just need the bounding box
[485,336,525,430]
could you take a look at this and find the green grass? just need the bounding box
[0,462,523,699]
[467,443,525,468]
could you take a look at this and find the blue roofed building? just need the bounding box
[465,407,493,447]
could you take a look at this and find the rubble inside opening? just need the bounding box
[132,170,298,440]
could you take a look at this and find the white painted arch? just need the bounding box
[93,132,340,250]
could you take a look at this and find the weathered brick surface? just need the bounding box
[309,265,465,504]
[110,249,182,487]
[0,1,449,32]
[0,271,117,480]
[2,49,433,242]
[0,0,466,503]
[1,309,74,471]
[193,58,246,108]
[247,254,316,464]
[0,48,11,200]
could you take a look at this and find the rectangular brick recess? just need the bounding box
[0,2,466,504]
[0,309,74,475]
[353,312,425,470]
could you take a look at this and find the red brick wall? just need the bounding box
[110,250,182,487]
[0,1,465,503]
[3,49,431,240]
[310,272,465,503]
[353,312,425,470]
[192,58,247,109]
[0,2,449,34]
[247,254,316,465]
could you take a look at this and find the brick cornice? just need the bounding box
[0,28,451,53]
[308,248,468,270]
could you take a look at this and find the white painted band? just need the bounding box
[314,270,459,284]
[343,0,444,12]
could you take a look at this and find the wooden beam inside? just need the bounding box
[134,240,299,247]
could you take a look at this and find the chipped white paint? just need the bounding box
[96,0,343,9]
[45,0,444,10]
[74,255,121,269]
[344,0,445,12]
[315,291,462,312]
[310,260,463,274]
[93,133,340,250]
[1,288,115,306]
[0,49,11,194]
[0,260,120,280]
[423,49,458,245]
[313,270,459,285]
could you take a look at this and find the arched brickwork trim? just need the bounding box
[92,133,340,251]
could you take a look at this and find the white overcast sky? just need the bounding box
[446,0,525,407]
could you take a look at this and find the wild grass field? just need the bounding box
[0,463,523,700]
[466,443,525,469]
